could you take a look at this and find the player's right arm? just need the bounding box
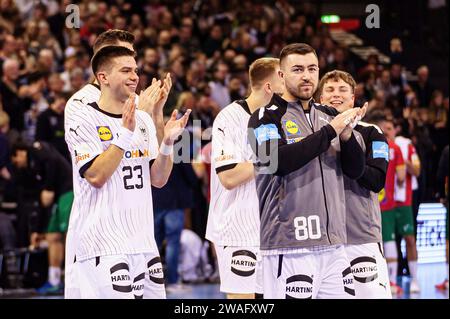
[83,145,126,188]
[212,112,254,190]
[395,145,406,185]
[65,95,136,189]
[84,95,136,188]
[247,108,358,176]
[217,163,254,190]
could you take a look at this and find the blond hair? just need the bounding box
[318,70,357,95]
[249,57,280,90]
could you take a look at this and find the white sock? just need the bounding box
[384,241,398,283]
[408,260,418,281]
[387,262,398,284]
[48,266,61,286]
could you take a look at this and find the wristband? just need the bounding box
[112,127,134,151]
[159,141,173,156]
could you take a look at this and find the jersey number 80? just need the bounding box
[293,215,321,240]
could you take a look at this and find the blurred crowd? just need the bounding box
[0,0,448,264]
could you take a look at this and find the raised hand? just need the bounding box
[154,72,172,115]
[137,78,162,114]
[163,108,192,145]
[123,93,136,132]
[330,108,359,136]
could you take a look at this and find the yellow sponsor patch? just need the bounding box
[97,126,113,141]
[285,120,299,135]
[378,188,385,203]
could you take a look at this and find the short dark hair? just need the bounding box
[91,46,135,76]
[365,110,390,126]
[11,141,29,157]
[93,29,135,54]
[279,43,318,66]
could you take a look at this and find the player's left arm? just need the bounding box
[340,129,365,179]
[405,144,420,176]
[356,126,388,193]
[150,109,191,188]
[395,146,406,185]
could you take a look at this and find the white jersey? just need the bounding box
[65,84,102,198]
[64,83,102,296]
[205,100,259,246]
[65,101,159,262]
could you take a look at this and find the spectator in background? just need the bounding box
[208,61,231,109]
[375,69,397,106]
[1,58,32,133]
[22,72,48,144]
[389,38,404,65]
[68,67,86,95]
[429,90,449,157]
[140,47,160,80]
[0,110,12,180]
[9,141,72,257]
[35,92,70,161]
[411,65,434,108]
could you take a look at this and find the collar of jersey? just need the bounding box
[88,102,122,118]
[271,93,315,111]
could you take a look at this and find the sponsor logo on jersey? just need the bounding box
[230,250,257,277]
[69,125,80,136]
[97,126,113,141]
[285,274,313,299]
[124,149,150,159]
[342,266,355,296]
[287,137,304,144]
[215,153,234,162]
[378,188,386,203]
[75,152,90,164]
[138,125,148,142]
[253,124,281,145]
[283,120,299,135]
[110,262,132,293]
[372,141,389,161]
[147,257,164,284]
[74,144,91,164]
[132,272,145,299]
[350,256,378,283]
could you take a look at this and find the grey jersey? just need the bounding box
[247,94,365,252]
[344,122,388,244]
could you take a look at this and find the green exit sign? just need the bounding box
[321,15,340,23]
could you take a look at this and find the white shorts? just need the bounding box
[263,245,355,299]
[64,229,80,298]
[71,252,166,299]
[345,243,392,299]
[216,245,263,294]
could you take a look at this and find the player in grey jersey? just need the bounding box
[318,70,392,298]
[248,43,366,299]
